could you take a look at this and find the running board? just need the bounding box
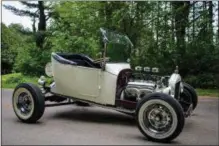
[46,92,136,116]
[45,102,75,107]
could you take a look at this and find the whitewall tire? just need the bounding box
[12,83,45,123]
[136,93,185,142]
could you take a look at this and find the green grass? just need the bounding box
[1,73,219,97]
[196,88,219,97]
[1,73,39,89]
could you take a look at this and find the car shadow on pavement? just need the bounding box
[133,135,180,145]
[13,118,45,125]
[50,107,136,126]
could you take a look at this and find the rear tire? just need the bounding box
[179,88,193,113]
[12,83,45,123]
[136,93,185,143]
[182,82,198,110]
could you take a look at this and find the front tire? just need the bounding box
[12,83,45,123]
[136,93,185,143]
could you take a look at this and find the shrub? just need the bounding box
[13,43,51,76]
[184,73,218,89]
[5,75,24,84]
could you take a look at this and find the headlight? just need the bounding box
[168,73,182,99]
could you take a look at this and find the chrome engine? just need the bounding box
[121,81,155,101]
[120,72,183,102]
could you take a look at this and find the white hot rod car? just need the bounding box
[12,28,198,143]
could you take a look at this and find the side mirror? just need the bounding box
[152,67,159,73]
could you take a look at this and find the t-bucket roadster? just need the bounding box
[12,28,197,143]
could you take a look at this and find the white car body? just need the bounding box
[50,54,131,105]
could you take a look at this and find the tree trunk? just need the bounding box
[156,2,160,50]
[192,1,195,41]
[32,17,36,33]
[208,1,213,42]
[36,1,46,48]
[203,1,207,37]
[38,1,46,31]
[172,1,190,76]
[171,3,175,44]
[218,1,219,42]
[162,2,168,52]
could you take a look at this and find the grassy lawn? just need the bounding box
[1,73,218,97]
[1,73,39,89]
[196,88,219,97]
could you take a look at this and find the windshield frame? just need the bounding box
[99,28,134,64]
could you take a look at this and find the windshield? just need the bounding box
[99,28,134,62]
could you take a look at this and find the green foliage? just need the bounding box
[1,73,39,88]
[1,23,26,74]
[196,88,219,97]
[5,74,24,84]
[1,1,219,89]
[46,1,103,58]
[184,74,218,89]
[13,43,51,76]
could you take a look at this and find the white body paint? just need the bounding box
[50,57,131,105]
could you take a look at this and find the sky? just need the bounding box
[2,1,33,29]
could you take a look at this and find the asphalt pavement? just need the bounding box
[1,89,219,145]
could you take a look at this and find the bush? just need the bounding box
[2,73,39,88]
[184,73,219,89]
[5,74,24,84]
[13,43,51,76]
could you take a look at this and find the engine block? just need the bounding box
[121,81,155,101]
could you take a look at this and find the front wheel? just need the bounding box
[136,93,185,143]
[12,83,45,123]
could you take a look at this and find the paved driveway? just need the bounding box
[1,89,218,145]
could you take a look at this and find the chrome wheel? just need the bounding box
[138,99,178,140]
[13,88,34,120]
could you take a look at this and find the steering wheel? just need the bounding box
[93,57,110,64]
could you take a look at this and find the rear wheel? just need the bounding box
[136,93,185,143]
[12,83,45,123]
[179,88,193,113]
[181,82,198,110]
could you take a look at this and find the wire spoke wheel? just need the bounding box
[12,83,45,123]
[13,88,35,120]
[138,100,177,140]
[144,104,173,135]
[136,93,185,142]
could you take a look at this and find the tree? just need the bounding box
[218,1,219,42]
[3,1,52,48]
[1,23,27,74]
[172,1,190,76]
